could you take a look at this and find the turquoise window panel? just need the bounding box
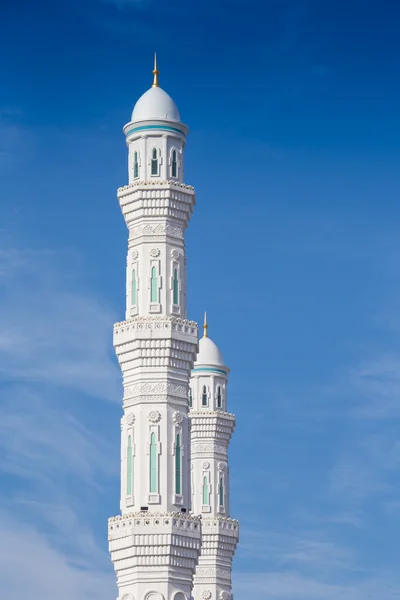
[173,268,179,305]
[150,433,157,493]
[175,434,181,495]
[202,476,209,505]
[131,269,137,306]
[127,435,132,495]
[150,267,158,302]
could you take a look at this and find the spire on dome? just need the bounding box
[152,52,160,88]
[203,311,208,338]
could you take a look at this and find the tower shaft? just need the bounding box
[109,75,201,600]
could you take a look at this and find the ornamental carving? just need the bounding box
[218,462,226,472]
[202,461,210,470]
[148,410,161,423]
[124,382,187,399]
[196,567,230,579]
[126,413,135,425]
[202,591,212,600]
[170,248,180,260]
[150,248,160,257]
[192,444,227,454]
[131,250,139,261]
[173,411,184,424]
[220,592,230,600]
[130,223,183,239]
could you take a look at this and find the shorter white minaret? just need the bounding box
[189,314,239,600]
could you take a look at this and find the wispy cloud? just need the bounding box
[234,571,400,600]
[0,247,120,401]
[239,526,357,573]
[0,388,117,485]
[0,242,120,599]
[0,511,115,600]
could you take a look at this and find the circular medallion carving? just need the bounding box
[150,248,160,258]
[202,461,210,470]
[126,412,135,426]
[202,591,212,600]
[218,462,226,472]
[173,411,184,424]
[148,410,161,423]
[220,592,230,600]
[131,250,139,261]
[170,248,179,260]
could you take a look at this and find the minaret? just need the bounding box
[189,315,239,600]
[109,57,202,600]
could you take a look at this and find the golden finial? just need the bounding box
[203,311,208,338]
[152,52,160,87]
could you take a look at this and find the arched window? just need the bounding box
[150,432,157,493]
[217,386,222,408]
[202,476,209,505]
[171,149,177,178]
[175,433,181,495]
[133,151,139,179]
[173,268,179,305]
[151,148,159,176]
[150,266,158,303]
[202,385,208,406]
[131,269,137,306]
[127,435,132,495]
[219,477,224,507]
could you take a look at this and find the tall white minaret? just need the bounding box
[189,314,239,600]
[109,57,202,600]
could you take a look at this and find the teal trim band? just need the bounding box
[192,367,227,375]
[126,125,185,136]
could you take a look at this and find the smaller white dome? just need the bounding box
[195,336,225,368]
[132,86,180,122]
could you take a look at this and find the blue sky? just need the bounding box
[1,0,400,598]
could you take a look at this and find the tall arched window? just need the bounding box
[151,148,159,176]
[219,477,224,507]
[175,433,181,495]
[127,435,132,495]
[202,385,208,406]
[150,432,157,493]
[173,268,179,305]
[202,476,209,505]
[188,387,192,408]
[133,151,139,179]
[217,386,222,408]
[171,149,177,178]
[150,266,158,303]
[131,269,137,306]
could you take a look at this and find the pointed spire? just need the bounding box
[203,311,208,338]
[152,52,160,88]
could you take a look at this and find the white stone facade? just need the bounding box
[189,335,238,600]
[109,63,238,600]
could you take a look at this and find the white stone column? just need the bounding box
[189,341,239,600]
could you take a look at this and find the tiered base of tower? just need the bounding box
[192,517,239,600]
[109,511,201,600]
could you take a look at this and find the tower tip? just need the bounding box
[152,52,160,87]
[203,311,208,338]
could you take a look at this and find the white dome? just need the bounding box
[195,336,225,368]
[131,86,180,122]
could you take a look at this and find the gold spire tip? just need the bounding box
[152,52,160,87]
[203,311,208,338]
